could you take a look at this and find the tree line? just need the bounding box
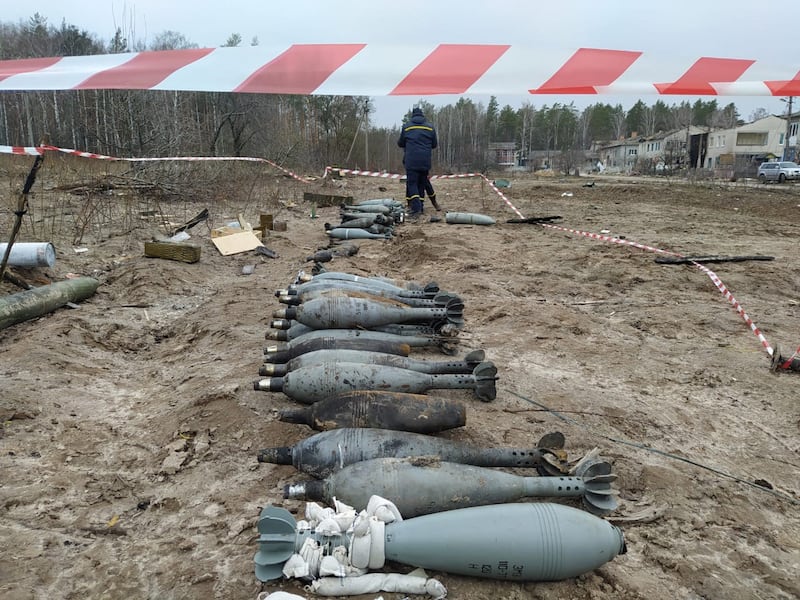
[0,14,765,174]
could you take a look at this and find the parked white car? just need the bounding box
[758,161,800,183]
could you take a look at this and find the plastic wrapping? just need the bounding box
[257,592,308,600]
[308,571,447,598]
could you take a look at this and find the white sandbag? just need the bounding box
[333,498,354,514]
[282,554,309,579]
[309,572,447,598]
[305,502,335,525]
[348,523,372,569]
[298,538,323,576]
[366,495,402,523]
[257,592,308,600]
[333,508,357,531]
[367,518,385,569]
[318,555,366,578]
[315,516,343,535]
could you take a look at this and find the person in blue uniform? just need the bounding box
[398,107,438,217]
[421,175,441,211]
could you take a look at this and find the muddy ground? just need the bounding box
[1,163,799,600]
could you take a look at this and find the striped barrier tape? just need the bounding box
[1,45,798,97]
[0,144,313,183]
[3,146,521,217]
[323,167,403,179]
[776,346,800,369]
[540,223,779,362]
[479,174,525,219]
[1,143,792,368]
[1,145,48,156]
[323,166,525,219]
[323,167,487,179]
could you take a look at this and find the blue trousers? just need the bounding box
[405,169,428,214]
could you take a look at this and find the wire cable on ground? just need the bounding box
[507,389,799,506]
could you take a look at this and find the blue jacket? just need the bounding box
[398,113,437,171]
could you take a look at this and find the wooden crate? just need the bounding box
[144,241,202,263]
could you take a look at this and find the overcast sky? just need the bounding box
[2,0,791,127]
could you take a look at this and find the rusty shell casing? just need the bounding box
[253,360,497,404]
[262,336,411,364]
[341,203,392,214]
[288,272,438,298]
[354,198,403,208]
[257,425,544,479]
[275,295,463,330]
[339,212,393,224]
[326,228,389,240]
[270,348,485,376]
[276,390,466,433]
[264,327,456,353]
[306,250,333,263]
[331,216,382,229]
[369,323,439,336]
[278,286,448,309]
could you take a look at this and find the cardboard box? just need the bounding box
[211,231,264,256]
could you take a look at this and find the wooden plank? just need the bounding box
[655,255,774,265]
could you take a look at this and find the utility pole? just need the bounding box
[364,99,369,170]
[783,96,793,161]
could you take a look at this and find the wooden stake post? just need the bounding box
[1,137,48,283]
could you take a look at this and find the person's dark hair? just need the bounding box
[412,107,424,117]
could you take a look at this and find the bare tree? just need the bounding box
[149,30,197,51]
[641,106,658,136]
[710,103,740,128]
[612,106,627,140]
[578,105,593,148]
[671,102,693,130]
[223,33,242,47]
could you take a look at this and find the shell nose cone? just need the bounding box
[253,377,284,392]
[257,446,293,464]
[259,364,286,377]
[265,330,289,341]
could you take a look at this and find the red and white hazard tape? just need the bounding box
[1,45,799,97]
[696,262,772,353]
[322,166,525,219]
[0,144,313,183]
[323,167,403,179]
[0,145,45,156]
[540,223,777,359]
[322,167,485,179]
[1,142,789,366]
[479,174,525,219]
